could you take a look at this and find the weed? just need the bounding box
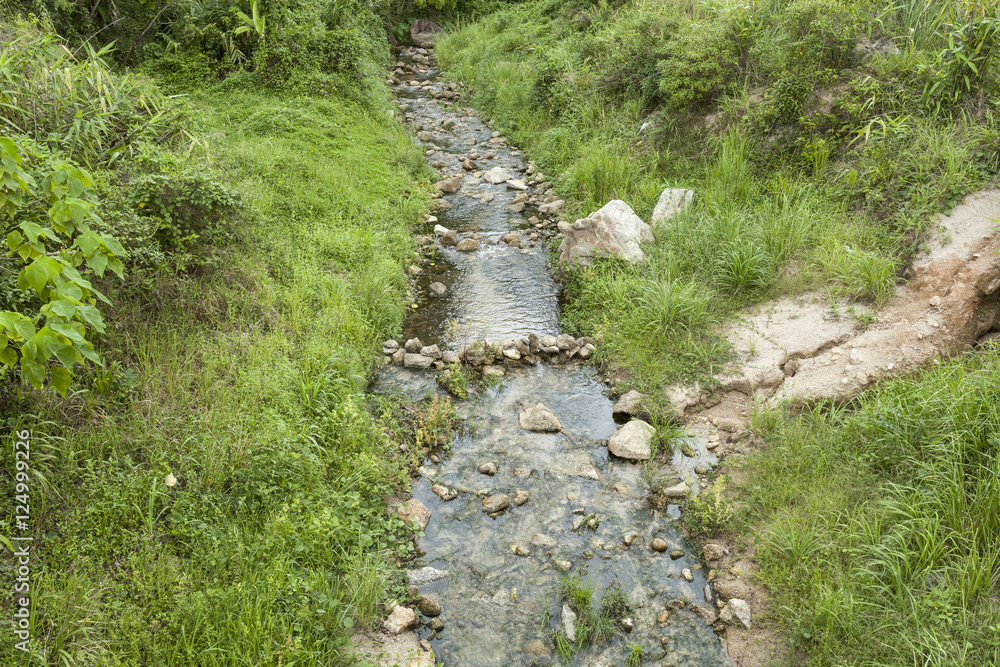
[437,363,470,399]
[684,475,735,536]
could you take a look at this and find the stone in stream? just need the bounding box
[531,533,556,547]
[511,489,530,506]
[482,493,509,514]
[435,175,462,194]
[578,343,595,359]
[663,482,690,498]
[623,533,638,546]
[523,640,548,657]
[507,179,528,190]
[558,200,654,268]
[555,333,577,350]
[441,230,457,246]
[506,202,526,213]
[417,131,435,142]
[477,461,497,476]
[681,568,695,582]
[429,282,447,296]
[431,484,457,501]
[417,594,442,617]
[670,549,685,560]
[384,604,418,634]
[433,224,449,235]
[482,166,511,184]
[392,349,405,365]
[455,238,479,252]
[419,344,441,359]
[612,390,644,417]
[651,537,668,552]
[691,604,717,625]
[502,232,520,245]
[561,603,577,642]
[404,353,434,369]
[441,350,459,364]
[408,567,449,585]
[404,338,423,353]
[518,402,562,432]
[607,419,655,461]
[382,339,400,355]
[538,199,565,214]
[553,557,572,573]
[394,499,431,531]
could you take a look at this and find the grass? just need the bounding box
[553,576,630,661]
[436,0,1000,394]
[0,66,434,665]
[741,347,1000,665]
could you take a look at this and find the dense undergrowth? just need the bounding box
[436,0,1000,392]
[0,4,441,663]
[744,347,1000,665]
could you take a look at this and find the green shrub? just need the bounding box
[781,0,860,72]
[657,18,739,110]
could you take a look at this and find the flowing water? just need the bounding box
[377,48,732,667]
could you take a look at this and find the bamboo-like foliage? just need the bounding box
[0,25,190,169]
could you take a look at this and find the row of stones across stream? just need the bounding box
[381,333,597,370]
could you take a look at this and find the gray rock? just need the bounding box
[561,603,577,642]
[435,175,462,194]
[556,333,577,350]
[394,499,431,531]
[649,188,694,229]
[410,18,443,48]
[578,343,595,359]
[506,179,528,190]
[669,549,685,560]
[477,461,497,476]
[538,199,565,215]
[612,390,644,417]
[392,349,405,365]
[502,346,521,360]
[651,538,668,552]
[690,604,717,625]
[404,353,434,369]
[531,533,556,547]
[482,494,509,514]
[539,335,557,348]
[441,350,459,364]
[404,338,423,353]
[433,224,449,235]
[384,604,418,634]
[482,166,512,184]
[681,568,694,582]
[419,344,441,359]
[456,238,479,252]
[518,402,562,432]
[703,543,727,561]
[512,490,530,506]
[557,200,654,269]
[663,482,690,498]
[714,578,753,601]
[431,484,457,501]
[417,594,442,617]
[408,567,449,585]
[417,465,436,479]
[553,557,572,572]
[523,639,548,657]
[383,339,400,353]
[441,230,457,246]
[608,419,655,461]
[429,282,447,295]
[719,599,752,628]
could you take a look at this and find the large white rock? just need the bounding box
[607,419,655,460]
[482,166,512,184]
[557,200,654,268]
[561,603,577,642]
[518,402,562,432]
[649,188,694,229]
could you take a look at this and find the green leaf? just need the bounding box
[88,250,108,277]
[51,342,79,369]
[6,230,22,253]
[23,259,50,294]
[75,305,105,333]
[21,360,44,388]
[49,321,83,342]
[19,222,45,244]
[73,339,100,364]
[50,300,76,318]
[107,255,124,278]
[49,366,71,396]
[0,346,16,368]
[57,283,84,302]
[102,234,126,257]
[77,230,102,256]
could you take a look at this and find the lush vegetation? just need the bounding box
[437,0,1000,391]
[743,347,1000,665]
[0,2,446,663]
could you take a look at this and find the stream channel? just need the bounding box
[375,47,733,667]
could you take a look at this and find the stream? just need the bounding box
[376,46,733,667]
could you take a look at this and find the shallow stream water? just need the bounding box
[377,49,732,667]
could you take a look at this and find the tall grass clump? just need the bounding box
[746,348,1000,665]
